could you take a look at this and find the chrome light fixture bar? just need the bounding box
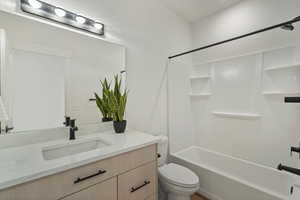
[20,0,104,36]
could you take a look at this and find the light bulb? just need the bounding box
[28,0,42,9]
[54,8,66,17]
[76,16,86,24]
[94,23,103,30]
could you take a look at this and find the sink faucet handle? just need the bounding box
[63,116,71,126]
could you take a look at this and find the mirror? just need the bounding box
[0,10,126,133]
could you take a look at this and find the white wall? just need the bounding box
[0,0,191,137]
[185,0,300,168]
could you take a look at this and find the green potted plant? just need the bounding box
[94,78,113,122]
[108,75,128,133]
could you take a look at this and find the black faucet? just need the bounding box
[69,119,78,140]
[278,164,300,176]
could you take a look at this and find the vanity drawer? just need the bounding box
[118,161,157,200]
[115,144,157,174]
[61,157,117,196]
[61,177,117,200]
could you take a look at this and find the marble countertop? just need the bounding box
[0,130,160,190]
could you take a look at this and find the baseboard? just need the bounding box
[197,187,224,200]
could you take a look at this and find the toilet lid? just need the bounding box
[159,163,199,188]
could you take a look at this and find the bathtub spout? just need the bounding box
[278,164,300,176]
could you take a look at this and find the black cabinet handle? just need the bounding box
[130,181,151,193]
[74,170,106,184]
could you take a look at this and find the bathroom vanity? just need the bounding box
[0,130,159,200]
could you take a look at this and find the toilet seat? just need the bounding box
[158,163,199,188]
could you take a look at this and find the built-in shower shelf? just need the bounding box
[189,93,211,97]
[212,111,261,120]
[262,91,300,95]
[189,75,211,80]
[264,63,300,71]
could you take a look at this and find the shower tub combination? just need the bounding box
[171,146,296,200]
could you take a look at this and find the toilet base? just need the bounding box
[168,193,192,200]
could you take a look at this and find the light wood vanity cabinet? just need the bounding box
[0,144,157,200]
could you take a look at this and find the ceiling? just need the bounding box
[161,0,243,23]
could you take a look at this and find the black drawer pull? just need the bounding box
[74,170,106,184]
[130,181,151,193]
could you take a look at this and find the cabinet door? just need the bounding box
[62,177,117,200]
[118,161,157,200]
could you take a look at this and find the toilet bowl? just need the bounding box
[159,163,199,200]
[157,136,199,200]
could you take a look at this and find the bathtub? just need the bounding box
[170,146,294,200]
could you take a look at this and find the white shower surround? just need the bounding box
[169,44,300,199]
[168,2,300,197]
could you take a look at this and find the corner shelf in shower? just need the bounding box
[189,93,212,97]
[212,111,261,120]
[264,63,300,71]
[189,75,211,80]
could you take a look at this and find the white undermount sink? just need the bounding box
[42,138,110,160]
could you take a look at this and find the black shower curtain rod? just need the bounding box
[168,16,300,59]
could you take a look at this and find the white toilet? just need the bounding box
[157,136,199,200]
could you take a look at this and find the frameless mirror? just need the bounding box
[0,10,125,133]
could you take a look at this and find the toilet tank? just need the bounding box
[157,135,168,166]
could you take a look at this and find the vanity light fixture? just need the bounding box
[94,23,103,30]
[75,16,86,24]
[28,0,42,9]
[54,8,66,17]
[20,0,105,36]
